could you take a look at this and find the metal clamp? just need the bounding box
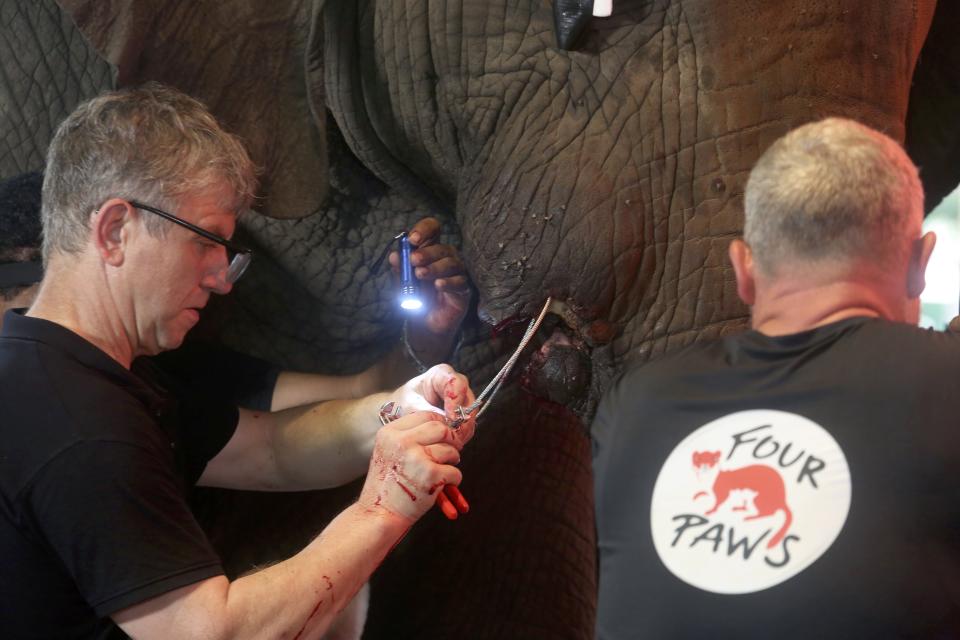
[378,401,404,425]
[446,405,475,430]
[446,296,553,428]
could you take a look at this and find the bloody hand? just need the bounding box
[379,366,476,520]
[362,411,463,522]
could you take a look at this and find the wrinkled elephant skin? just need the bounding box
[3,0,959,638]
[321,1,938,411]
[59,0,329,219]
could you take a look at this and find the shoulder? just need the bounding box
[32,341,156,438]
[143,341,278,410]
[21,439,222,619]
[611,338,726,403]
[592,338,724,444]
[1,341,164,495]
[861,319,960,345]
[845,320,960,371]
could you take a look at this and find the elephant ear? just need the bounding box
[56,0,155,86]
[316,0,448,215]
[0,0,113,178]
[56,0,328,220]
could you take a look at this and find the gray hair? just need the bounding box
[41,82,257,263]
[744,117,923,276]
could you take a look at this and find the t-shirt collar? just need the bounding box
[1,308,164,408]
[734,316,875,357]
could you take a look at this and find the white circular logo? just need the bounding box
[650,409,851,594]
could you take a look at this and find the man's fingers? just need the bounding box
[426,367,469,395]
[387,409,442,431]
[415,256,464,281]
[450,417,476,449]
[402,393,446,415]
[440,465,463,488]
[409,419,456,446]
[429,363,457,376]
[416,365,459,405]
[424,443,461,465]
[393,366,472,420]
[437,374,474,421]
[463,380,476,407]
[411,243,455,266]
[439,372,475,408]
[386,238,449,271]
[408,217,441,247]
[435,275,471,294]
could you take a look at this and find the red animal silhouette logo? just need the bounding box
[691,450,792,549]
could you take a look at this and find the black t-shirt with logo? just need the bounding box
[0,311,244,639]
[592,318,960,639]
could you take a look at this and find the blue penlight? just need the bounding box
[397,232,423,311]
[372,230,424,313]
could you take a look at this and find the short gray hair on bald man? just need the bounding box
[744,117,923,277]
[42,82,258,263]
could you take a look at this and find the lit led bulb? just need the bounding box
[397,232,423,312]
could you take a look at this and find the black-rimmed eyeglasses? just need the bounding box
[129,200,252,284]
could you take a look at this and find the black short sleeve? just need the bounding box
[23,440,224,617]
[132,355,243,485]
[173,393,241,486]
[147,342,280,411]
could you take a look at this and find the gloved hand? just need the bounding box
[390,364,477,449]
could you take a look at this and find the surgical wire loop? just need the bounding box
[450,296,552,426]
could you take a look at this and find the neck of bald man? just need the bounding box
[749,258,913,336]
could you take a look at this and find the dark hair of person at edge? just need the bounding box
[0,171,43,311]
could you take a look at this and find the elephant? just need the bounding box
[3,0,959,637]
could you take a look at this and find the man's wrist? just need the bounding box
[346,500,414,538]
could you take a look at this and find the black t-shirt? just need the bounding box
[592,318,960,639]
[144,340,279,412]
[0,311,240,639]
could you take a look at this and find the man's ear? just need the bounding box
[729,239,756,306]
[91,199,133,267]
[906,231,936,299]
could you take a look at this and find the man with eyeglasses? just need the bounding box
[0,172,469,415]
[0,83,477,639]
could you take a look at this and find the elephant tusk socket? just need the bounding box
[449,297,553,428]
[543,297,585,333]
[593,0,612,17]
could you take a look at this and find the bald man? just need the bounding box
[593,118,960,639]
